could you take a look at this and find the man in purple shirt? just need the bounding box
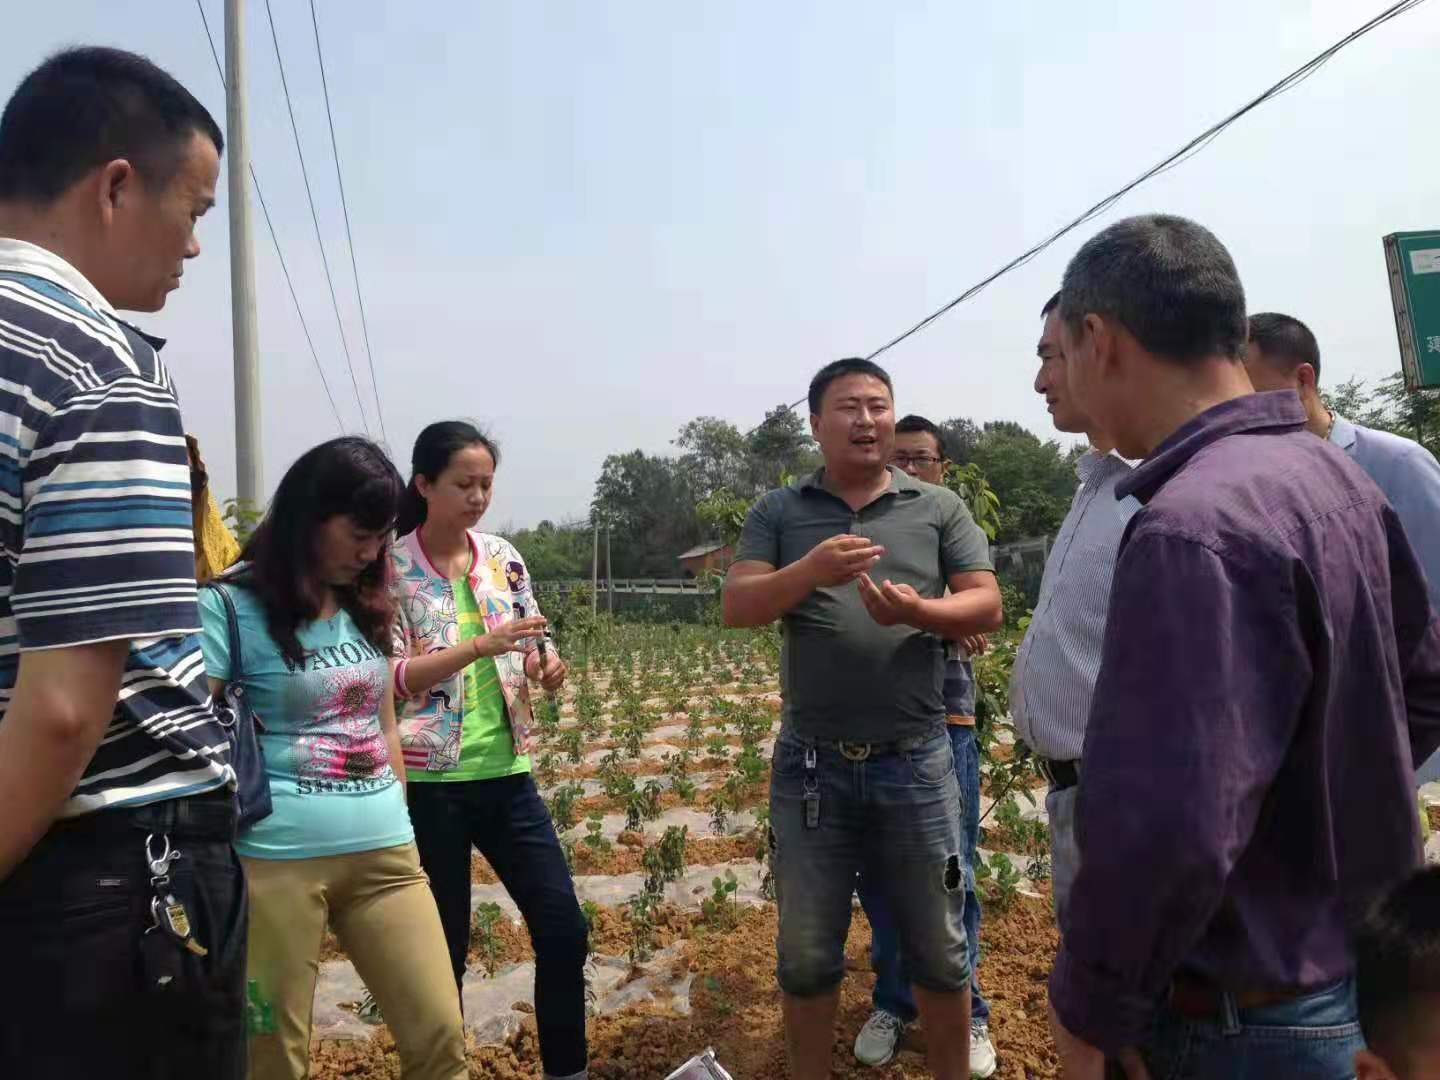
[1044,214,1440,1079]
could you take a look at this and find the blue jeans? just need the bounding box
[1140,977,1364,1079]
[857,723,989,1023]
[770,726,969,998]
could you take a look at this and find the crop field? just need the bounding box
[309,618,1065,1079]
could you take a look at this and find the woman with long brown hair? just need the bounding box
[199,437,465,1080]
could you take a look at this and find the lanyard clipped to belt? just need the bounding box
[803,746,819,829]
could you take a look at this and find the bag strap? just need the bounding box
[202,581,245,681]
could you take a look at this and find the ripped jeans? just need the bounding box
[857,723,989,1022]
[770,726,970,998]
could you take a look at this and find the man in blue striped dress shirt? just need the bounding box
[0,48,244,1078]
[1009,292,1137,929]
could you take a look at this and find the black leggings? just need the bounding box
[407,773,588,1076]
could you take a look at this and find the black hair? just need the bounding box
[1356,866,1440,1061]
[808,358,894,415]
[1041,291,1062,318]
[1248,312,1322,382]
[0,46,223,204]
[895,414,947,459]
[237,437,402,667]
[395,420,501,537]
[1059,214,1247,364]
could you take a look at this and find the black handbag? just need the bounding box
[203,581,273,832]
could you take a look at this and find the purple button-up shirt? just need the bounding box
[1050,391,1440,1053]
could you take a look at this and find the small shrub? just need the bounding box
[700,870,740,929]
[582,814,612,854]
[547,782,584,832]
[472,901,505,976]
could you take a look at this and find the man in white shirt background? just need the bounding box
[1010,293,1138,925]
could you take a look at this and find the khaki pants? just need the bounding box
[242,842,466,1080]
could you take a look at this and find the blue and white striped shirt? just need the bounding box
[1010,450,1137,762]
[0,239,232,817]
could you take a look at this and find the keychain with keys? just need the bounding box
[152,894,208,956]
[802,746,820,829]
[144,834,208,969]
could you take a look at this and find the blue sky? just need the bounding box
[3,0,1437,527]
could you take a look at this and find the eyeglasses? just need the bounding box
[892,454,941,467]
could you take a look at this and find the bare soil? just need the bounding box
[310,892,1060,1078]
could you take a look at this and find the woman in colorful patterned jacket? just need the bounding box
[199,437,466,1080]
[390,421,588,1080]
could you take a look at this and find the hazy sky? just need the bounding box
[3,0,1436,528]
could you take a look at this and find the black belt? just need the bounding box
[1037,757,1079,791]
[812,727,945,762]
[51,787,238,843]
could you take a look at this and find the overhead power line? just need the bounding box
[263,0,372,436]
[194,0,344,433]
[747,0,1431,436]
[308,0,388,445]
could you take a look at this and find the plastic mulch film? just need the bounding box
[663,1048,735,1080]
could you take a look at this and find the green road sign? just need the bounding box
[1384,231,1440,390]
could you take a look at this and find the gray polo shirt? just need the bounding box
[735,467,993,743]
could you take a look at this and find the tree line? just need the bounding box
[507,375,1440,582]
[509,405,1088,580]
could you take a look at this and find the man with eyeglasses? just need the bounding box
[852,415,998,1076]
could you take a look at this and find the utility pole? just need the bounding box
[606,526,613,615]
[226,0,263,505]
[590,520,599,616]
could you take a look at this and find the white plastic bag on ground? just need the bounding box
[664,1048,734,1080]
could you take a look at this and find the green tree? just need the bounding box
[745,405,819,491]
[1324,376,1393,432]
[939,417,982,465]
[942,462,1001,541]
[1375,374,1440,456]
[507,519,593,580]
[674,417,749,503]
[964,421,1077,543]
[591,451,703,576]
[696,489,753,549]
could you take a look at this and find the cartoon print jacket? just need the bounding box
[389,530,551,771]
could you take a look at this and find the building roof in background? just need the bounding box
[677,541,728,560]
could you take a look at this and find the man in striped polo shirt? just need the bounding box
[0,49,243,1077]
[1010,291,1136,929]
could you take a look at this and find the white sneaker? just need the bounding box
[970,1019,997,1078]
[357,989,383,1026]
[854,1009,905,1067]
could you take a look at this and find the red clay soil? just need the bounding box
[310,892,1060,1079]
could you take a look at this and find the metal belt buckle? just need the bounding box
[838,741,871,762]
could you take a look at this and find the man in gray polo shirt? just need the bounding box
[724,357,1002,1080]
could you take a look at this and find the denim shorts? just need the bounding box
[769,726,969,998]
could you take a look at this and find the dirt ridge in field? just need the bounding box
[312,893,1060,1079]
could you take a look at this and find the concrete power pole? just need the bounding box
[226,0,263,504]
